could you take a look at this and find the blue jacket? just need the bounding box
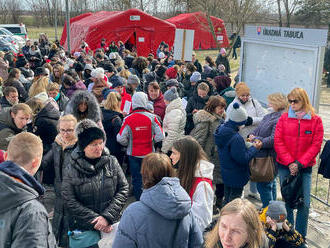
[113,177,203,248]
[214,121,258,188]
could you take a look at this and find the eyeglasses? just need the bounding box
[60,128,74,133]
[288,99,300,104]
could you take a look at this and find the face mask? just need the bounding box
[276,222,284,230]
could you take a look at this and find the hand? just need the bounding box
[289,163,298,176]
[282,220,290,232]
[266,216,277,232]
[192,109,198,114]
[253,139,262,150]
[91,216,109,232]
[102,225,113,233]
[245,116,253,126]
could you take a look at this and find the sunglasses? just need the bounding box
[288,99,300,104]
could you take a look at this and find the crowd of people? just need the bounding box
[0,34,324,248]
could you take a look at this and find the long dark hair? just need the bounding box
[174,136,208,193]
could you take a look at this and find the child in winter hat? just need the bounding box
[228,102,248,126]
[164,87,179,103]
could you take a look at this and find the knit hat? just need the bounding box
[102,88,116,100]
[164,87,179,102]
[220,48,226,55]
[166,67,177,79]
[228,102,247,125]
[91,67,105,79]
[110,75,124,88]
[84,64,94,71]
[203,65,212,75]
[145,73,156,83]
[266,201,287,222]
[156,65,167,78]
[190,71,201,83]
[214,75,231,92]
[166,79,179,88]
[235,82,250,97]
[75,119,105,150]
[109,52,116,60]
[127,75,140,85]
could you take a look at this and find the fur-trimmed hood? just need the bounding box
[193,109,222,124]
[64,90,101,122]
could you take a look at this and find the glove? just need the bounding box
[245,116,253,126]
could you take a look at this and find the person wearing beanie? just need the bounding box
[165,67,177,80]
[214,102,262,204]
[62,119,128,245]
[110,75,132,114]
[126,74,141,96]
[117,91,164,200]
[216,47,231,75]
[262,201,306,248]
[190,71,201,84]
[162,87,186,154]
[226,81,267,199]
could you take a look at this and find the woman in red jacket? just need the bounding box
[274,88,323,240]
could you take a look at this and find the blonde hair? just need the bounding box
[204,198,263,248]
[29,76,49,98]
[119,69,131,79]
[104,92,122,112]
[25,97,45,117]
[267,93,288,112]
[11,103,32,116]
[197,82,209,92]
[46,82,60,92]
[7,132,43,167]
[235,82,250,97]
[287,87,315,115]
[58,114,77,130]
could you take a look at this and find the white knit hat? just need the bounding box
[91,67,105,79]
[228,102,247,125]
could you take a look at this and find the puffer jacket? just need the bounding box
[214,121,258,188]
[62,147,129,231]
[148,92,166,120]
[191,159,214,231]
[162,98,186,153]
[0,107,27,150]
[190,110,224,184]
[226,96,267,139]
[274,107,323,169]
[0,161,56,248]
[113,177,203,248]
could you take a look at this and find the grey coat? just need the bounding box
[190,110,225,184]
[0,162,56,248]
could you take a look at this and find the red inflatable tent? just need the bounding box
[166,12,229,50]
[60,9,176,57]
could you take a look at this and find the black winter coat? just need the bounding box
[0,96,12,109]
[62,147,129,231]
[215,54,231,74]
[42,142,76,246]
[56,93,69,112]
[185,91,210,135]
[32,102,60,154]
[101,108,124,165]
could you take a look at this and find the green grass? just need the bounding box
[27,26,64,41]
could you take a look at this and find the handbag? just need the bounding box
[249,155,275,182]
[281,172,304,209]
[69,230,101,248]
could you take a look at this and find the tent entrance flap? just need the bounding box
[125,32,136,52]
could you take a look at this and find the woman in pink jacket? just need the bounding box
[274,88,323,240]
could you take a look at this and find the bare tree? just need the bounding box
[7,0,22,23]
[282,0,301,27]
[0,0,9,23]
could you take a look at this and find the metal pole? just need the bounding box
[54,0,58,40]
[65,0,71,54]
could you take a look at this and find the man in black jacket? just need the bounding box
[0,132,56,247]
[0,86,18,109]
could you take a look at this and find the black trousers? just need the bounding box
[224,185,243,205]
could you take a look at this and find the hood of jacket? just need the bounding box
[166,98,183,113]
[195,159,214,179]
[132,91,148,110]
[220,87,236,98]
[0,107,23,133]
[193,109,220,124]
[36,102,60,121]
[214,121,238,149]
[0,161,44,214]
[140,177,191,220]
[65,90,101,122]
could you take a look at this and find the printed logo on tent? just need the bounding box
[217,35,223,42]
[257,27,261,35]
[138,37,145,42]
[130,15,141,21]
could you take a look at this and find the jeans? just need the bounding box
[128,156,143,200]
[278,166,311,238]
[224,185,243,205]
[257,179,277,208]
